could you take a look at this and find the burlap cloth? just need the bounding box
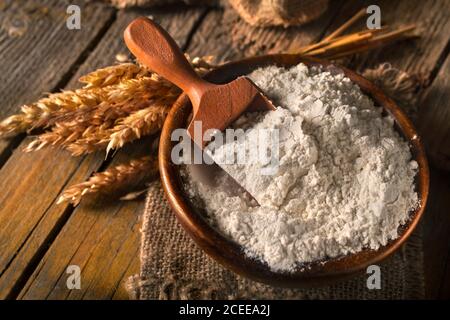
[126,64,426,299]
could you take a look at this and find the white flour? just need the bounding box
[182,63,418,272]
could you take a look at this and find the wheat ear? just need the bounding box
[57,156,158,205]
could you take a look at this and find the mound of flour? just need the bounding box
[182,63,418,272]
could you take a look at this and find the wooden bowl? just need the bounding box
[159,54,430,287]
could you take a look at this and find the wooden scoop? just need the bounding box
[124,17,275,148]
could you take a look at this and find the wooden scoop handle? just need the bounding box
[124,17,211,107]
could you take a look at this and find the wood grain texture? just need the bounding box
[418,55,450,171]
[8,8,205,300]
[0,0,116,299]
[186,1,344,63]
[0,0,115,160]
[17,138,153,300]
[18,141,147,299]
[111,250,140,300]
[0,142,103,299]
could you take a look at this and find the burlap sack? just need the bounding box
[126,65,425,300]
[228,0,329,27]
[107,0,329,27]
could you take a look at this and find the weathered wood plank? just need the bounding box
[418,55,450,171]
[112,254,140,300]
[0,0,115,161]
[187,1,343,63]
[0,139,103,299]
[0,0,116,299]
[10,8,205,300]
[17,137,151,300]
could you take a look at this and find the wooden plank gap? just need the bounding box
[0,133,25,169]
[314,1,351,43]
[4,204,76,299]
[50,10,119,92]
[60,203,127,299]
[0,150,88,277]
[2,155,95,299]
[426,38,450,88]
[181,7,211,51]
[108,244,141,299]
[79,212,141,300]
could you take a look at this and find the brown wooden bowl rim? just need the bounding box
[158,54,430,287]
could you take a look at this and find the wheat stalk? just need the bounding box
[28,101,173,157]
[0,65,171,137]
[23,77,179,155]
[79,63,149,88]
[292,7,417,59]
[106,101,172,154]
[0,88,106,136]
[57,156,158,205]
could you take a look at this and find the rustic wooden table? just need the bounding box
[0,0,449,300]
